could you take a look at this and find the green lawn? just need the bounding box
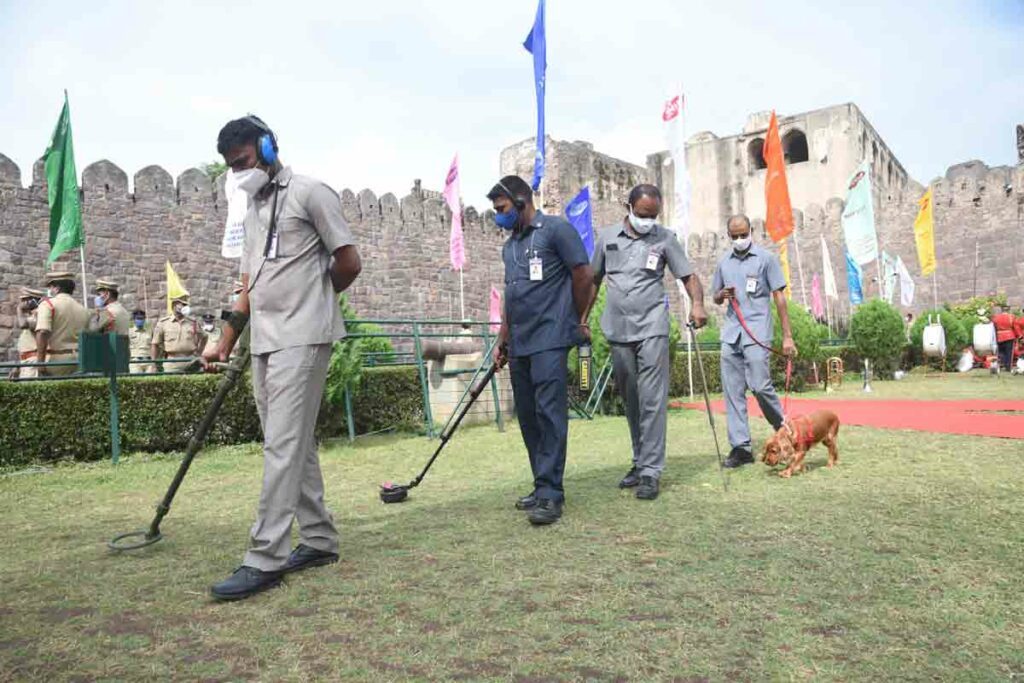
[1,376,1022,681]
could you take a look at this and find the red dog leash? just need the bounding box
[728,297,794,414]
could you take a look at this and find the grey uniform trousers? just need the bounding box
[244,344,339,571]
[720,339,785,452]
[610,335,670,479]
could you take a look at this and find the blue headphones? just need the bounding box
[245,115,279,166]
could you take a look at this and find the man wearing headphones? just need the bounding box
[204,115,362,600]
[489,175,593,526]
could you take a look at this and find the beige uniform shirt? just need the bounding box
[35,293,89,354]
[240,167,355,355]
[17,312,38,356]
[92,301,131,335]
[153,315,201,356]
[128,325,152,357]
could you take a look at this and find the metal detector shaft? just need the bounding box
[145,348,252,537]
[687,323,728,492]
[409,364,498,488]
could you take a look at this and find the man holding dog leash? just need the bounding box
[712,214,796,468]
[588,184,708,500]
[202,115,362,601]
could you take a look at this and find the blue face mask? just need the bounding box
[133,318,145,329]
[495,208,519,231]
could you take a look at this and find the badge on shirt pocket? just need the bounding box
[529,257,543,281]
[746,275,758,295]
[645,249,661,271]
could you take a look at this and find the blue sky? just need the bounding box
[0,0,1020,208]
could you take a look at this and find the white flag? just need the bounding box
[820,234,838,299]
[221,171,248,259]
[662,87,691,255]
[896,255,915,307]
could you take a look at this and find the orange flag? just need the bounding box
[763,110,794,243]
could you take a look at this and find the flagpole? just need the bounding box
[932,270,938,310]
[78,245,88,308]
[141,269,150,318]
[679,285,694,401]
[458,268,466,320]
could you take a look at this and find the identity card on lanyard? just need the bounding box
[529,257,543,281]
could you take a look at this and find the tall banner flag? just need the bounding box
[896,255,915,306]
[44,92,83,264]
[443,154,465,271]
[763,111,794,243]
[820,235,838,299]
[565,186,594,258]
[811,273,824,319]
[913,188,936,276]
[881,251,898,303]
[778,240,793,300]
[844,249,864,305]
[523,0,546,191]
[841,160,878,266]
[489,285,503,333]
[165,260,189,314]
[661,88,692,252]
[221,170,247,259]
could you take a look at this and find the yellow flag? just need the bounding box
[913,189,936,276]
[165,260,189,314]
[779,240,793,300]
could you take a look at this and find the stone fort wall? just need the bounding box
[0,153,509,358]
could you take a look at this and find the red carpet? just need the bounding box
[681,398,1024,440]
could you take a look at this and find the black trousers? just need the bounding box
[509,347,569,502]
[996,340,1015,369]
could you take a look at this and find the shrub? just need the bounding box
[908,309,968,367]
[0,374,261,468]
[850,299,907,377]
[351,366,424,433]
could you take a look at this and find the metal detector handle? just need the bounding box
[438,364,498,442]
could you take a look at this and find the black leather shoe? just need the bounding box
[636,476,659,500]
[284,544,339,574]
[723,447,755,469]
[618,467,641,488]
[528,498,563,525]
[210,566,283,601]
[515,493,538,510]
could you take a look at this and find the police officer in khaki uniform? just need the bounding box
[151,294,204,372]
[87,279,131,335]
[128,309,154,374]
[35,271,89,376]
[12,287,45,379]
[200,313,222,356]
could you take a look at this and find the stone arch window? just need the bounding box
[748,138,766,171]
[887,161,893,186]
[872,141,879,167]
[782,129,809,164]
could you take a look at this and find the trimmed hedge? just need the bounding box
[351,366,424,434]
[0,374,261,468]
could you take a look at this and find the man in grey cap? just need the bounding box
[203,115,362,600]
[711,214,796,468]
[589,184,707,500]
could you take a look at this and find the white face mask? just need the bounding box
[180,304,191,317]
[94,295,105,308]
[202,323,214,332]
[628,208,657,235]
[230,293,240,303]
[48,286,59,298]
[232,167,270,196]
[732,235,752,253]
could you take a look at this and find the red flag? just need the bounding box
[763,111,794,243]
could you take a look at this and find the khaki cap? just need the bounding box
[95,279,120,292]
[20,287,46,299]
[44,271,74,285]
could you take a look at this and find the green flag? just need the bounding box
[44,92,83,263]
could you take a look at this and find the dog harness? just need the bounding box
[783,415,816,450]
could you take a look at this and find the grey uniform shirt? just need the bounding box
[592,222,693,343]
[711,243,786,346]
[240,167,355,355]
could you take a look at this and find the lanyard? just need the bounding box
[262,183,281,257]
[512,228,538,268]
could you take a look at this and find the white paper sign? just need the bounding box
[221,171,248,259]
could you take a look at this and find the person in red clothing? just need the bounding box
[991,304,1017,370]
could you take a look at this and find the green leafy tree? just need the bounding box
[850,299,906,377]
[200,160,227,181]
[772,301,826,363]
[323,295,395,405]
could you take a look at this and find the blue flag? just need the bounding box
[844,249,864,305]
[523,0,546,191]
[564,186,594,258]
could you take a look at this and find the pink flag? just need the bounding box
[811,273,824,319]
[489,285,502,332]
[443,154,465,271]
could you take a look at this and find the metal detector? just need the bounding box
[108,349,251,551]
[379,363,498,504]
[687,322,728,492]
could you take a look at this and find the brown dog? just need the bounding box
[761,410,840,478]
